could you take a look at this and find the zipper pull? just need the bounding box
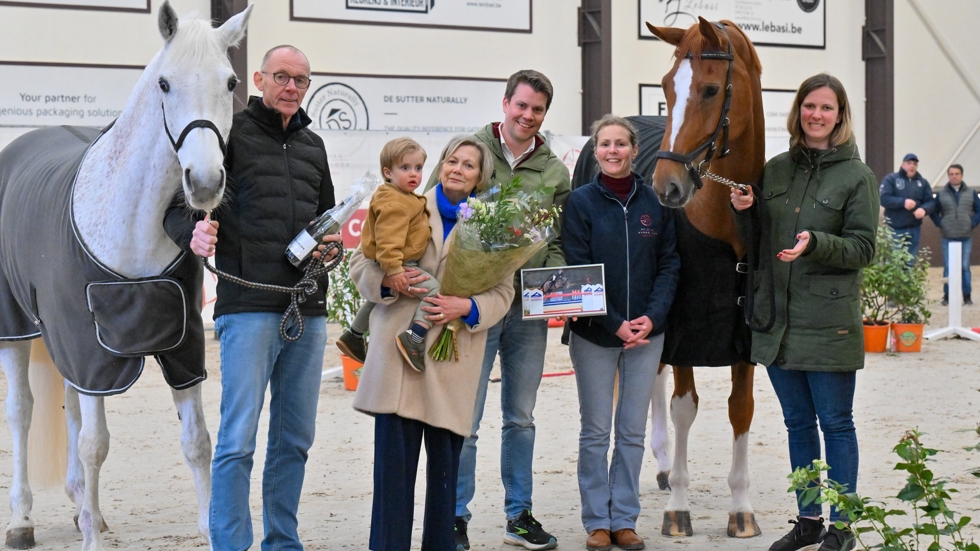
[282,143,287,150]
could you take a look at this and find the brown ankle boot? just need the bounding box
[586,529,612,551]
[612,528,645,550]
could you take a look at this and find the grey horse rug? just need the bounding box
[0,126,205,396]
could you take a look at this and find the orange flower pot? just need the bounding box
[341,355,363,391]
[891,323,924,353]
[863,321,890,353]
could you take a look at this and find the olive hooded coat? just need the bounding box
[738,138,879,372]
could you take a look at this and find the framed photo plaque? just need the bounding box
[520,264,606,321]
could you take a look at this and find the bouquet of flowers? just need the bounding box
[428,176,561,361]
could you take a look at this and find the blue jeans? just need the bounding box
[767,366,858,523]
[210,313,327,551]
[892,226,921,260]
[942,238,973,298]
[456,299,548,521]
[570,333,664,532]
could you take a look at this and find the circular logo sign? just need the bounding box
[898,330,918,347]
[305,82,369,130]
[797,0,819,13]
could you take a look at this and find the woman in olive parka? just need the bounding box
[731,74,879,551]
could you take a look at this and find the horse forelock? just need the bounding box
[162,18,230,72]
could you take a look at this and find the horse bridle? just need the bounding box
[161,103,227,156]
[655,22,744,192]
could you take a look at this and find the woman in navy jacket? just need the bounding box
[561,115,680,551]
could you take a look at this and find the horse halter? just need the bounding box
[161,103,227,156]
[656,22,736,190]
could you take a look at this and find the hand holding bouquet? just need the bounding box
[428,176,561,361]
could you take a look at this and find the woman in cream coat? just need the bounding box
[349,135,514,551]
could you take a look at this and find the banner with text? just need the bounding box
[640,84,795,160]
[639,0,825,48]
[305,74,505,133]
[292,0,531,32]
[0,63,142,127]
[0,0,148,10]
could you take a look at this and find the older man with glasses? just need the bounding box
[164,44,339,551]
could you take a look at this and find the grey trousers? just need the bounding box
[569,332,664,532]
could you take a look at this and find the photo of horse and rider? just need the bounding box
[520,265,606,319]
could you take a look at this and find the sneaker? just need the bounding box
[817,525,855,551]
[336,330,367,363]
[768,517,825,551]
[966,295,974,305]
[454,517,470,551]
[504,510,557,550]
[942,297,949,306]
[395,331,426,372]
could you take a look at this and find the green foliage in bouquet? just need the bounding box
[788,430,977,551]
[428,176,562,362]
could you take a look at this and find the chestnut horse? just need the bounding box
[648,18,766,539]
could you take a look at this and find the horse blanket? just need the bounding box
[0,126,205,396]
[660,210,751,366]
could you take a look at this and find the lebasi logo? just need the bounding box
[305,83,369,130]
[797,0,819,13]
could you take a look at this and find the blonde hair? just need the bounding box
[379,137,426,182]
[787,73,854,150]
[437,135,495,192]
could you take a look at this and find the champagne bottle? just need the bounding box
[285,172,381,268]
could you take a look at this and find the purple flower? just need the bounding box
[458,202,474,220]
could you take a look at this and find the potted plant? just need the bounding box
[861,224,904,352]
[327,251,365,390]
[890,242,931,353]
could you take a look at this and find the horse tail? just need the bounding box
[27,341,67,489]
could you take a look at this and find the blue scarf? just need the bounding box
[435,184,470,240]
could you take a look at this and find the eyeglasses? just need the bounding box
[261,72,310,90]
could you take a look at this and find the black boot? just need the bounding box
[768,517,825,551]
[965,294,973,305]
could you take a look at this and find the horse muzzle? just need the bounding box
[183,166,225,211]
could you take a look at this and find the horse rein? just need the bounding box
[202,243,345,342]
[655,22,747,193]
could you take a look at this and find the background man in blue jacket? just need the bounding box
[880,152,935,258]
[930,164,980,305]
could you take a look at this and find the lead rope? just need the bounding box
[202,241,344,342]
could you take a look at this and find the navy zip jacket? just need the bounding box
[880,168,934,229]
[561,173,680,348]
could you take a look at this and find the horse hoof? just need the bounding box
[656,471,671,491]
[727,512,761,538]
[5,527,35,549]
[661,511,693,537]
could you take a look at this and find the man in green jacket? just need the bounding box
[425,69,569,551]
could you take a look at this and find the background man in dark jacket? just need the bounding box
[930,163,980,305]
[880,152,935,258]
[163,45,339,551]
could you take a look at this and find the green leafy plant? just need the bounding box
[788,430,977,551]
[326,251,363,332]
[861,223,932,325]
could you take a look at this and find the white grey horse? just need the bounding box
[0,3,252,549]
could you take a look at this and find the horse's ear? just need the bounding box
[697,16,723,50]
[646,22,685,46]
[216,3,253,49]
[158,0,178,43]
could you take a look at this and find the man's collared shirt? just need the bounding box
[500,133,535,170]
